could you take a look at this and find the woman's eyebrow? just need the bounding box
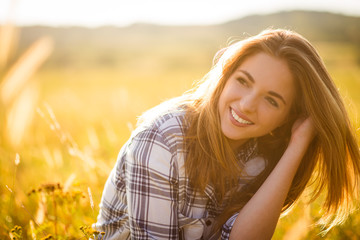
[269,91,287,105]
[239,70,255,83]
[238,69,287,105]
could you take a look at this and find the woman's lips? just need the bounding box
[230,107,254,126]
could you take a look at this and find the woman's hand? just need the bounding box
[290,117,317,148]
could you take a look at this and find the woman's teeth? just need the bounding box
[231,109,253,125]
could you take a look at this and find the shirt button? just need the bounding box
[205,220,212,226]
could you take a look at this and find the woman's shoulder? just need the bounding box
[131,104,187,142]
[124,106,187,171]
[149,108,187,132]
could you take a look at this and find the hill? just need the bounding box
[222,11,360,43]
[10,10,360,69]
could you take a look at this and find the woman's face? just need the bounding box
[218,52,295,150]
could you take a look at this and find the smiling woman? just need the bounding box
[93,29,360,239]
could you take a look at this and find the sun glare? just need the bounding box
[0,0,359,27]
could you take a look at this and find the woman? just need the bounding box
[94,29,360,239]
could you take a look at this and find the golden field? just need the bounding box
[1,12,360,239]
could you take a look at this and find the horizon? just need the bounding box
[3,10,360,29]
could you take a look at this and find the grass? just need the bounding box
[1,23,360,239]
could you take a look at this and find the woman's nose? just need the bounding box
[239,93,257,113]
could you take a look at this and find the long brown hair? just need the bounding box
[182,29,360,232]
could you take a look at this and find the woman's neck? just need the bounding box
[228,138,249,152]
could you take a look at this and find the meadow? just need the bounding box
[1,12,360,239]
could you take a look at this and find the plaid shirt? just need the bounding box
[94,110,265,239]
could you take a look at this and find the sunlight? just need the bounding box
[0,0,359,27]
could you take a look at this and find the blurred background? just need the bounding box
[1,0,360,239]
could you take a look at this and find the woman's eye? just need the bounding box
[237,77,249,87]
[266,97,279,108]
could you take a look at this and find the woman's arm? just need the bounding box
[229,118,316,240]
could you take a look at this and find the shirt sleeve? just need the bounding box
[93,142,132,239]
[126,126,179,239]
[221,212,239,240]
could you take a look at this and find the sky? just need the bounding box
[1,0,360,27]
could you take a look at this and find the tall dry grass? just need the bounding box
[0,23,53,148]
[0,20,103,239]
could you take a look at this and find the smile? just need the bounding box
[231,108,254,125]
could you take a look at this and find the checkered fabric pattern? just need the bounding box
[93,110,265,239]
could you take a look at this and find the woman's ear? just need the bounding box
[273,110,300,137]
[279,110,298,129]
[286,99,304,125]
